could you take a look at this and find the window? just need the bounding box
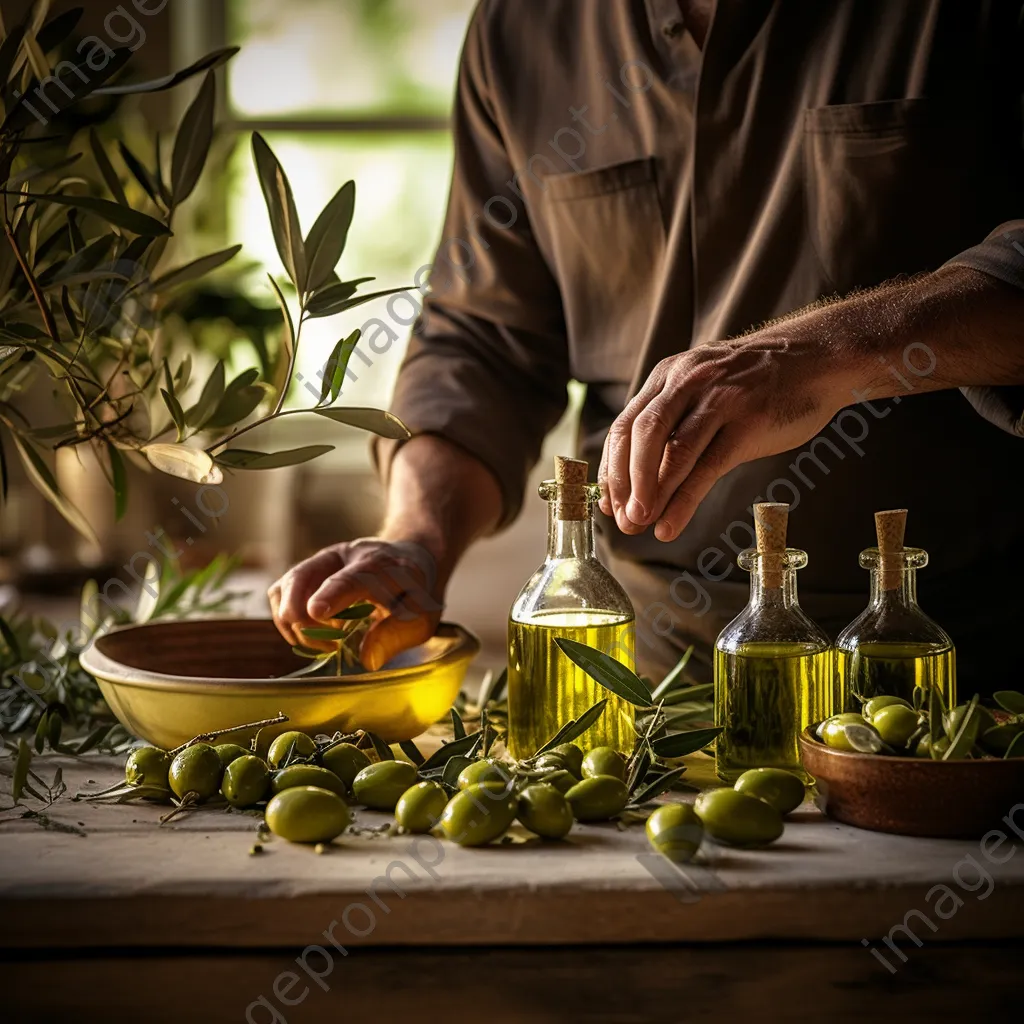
[180,0,477,412]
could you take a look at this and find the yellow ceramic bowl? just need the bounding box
[79,618,480,750]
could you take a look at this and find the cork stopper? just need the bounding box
[875,508,907,591]
[554,456,589,521]
[753,502,789,588]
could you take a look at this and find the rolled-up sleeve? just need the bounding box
[378,1,570,526]
[944,221,1024,437]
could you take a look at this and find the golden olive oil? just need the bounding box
[507,610,635,759]
[714,641,833,782]
[836,641,956,710]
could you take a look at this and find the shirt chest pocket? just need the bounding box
[543,158,666,384]
[803,98,993,293]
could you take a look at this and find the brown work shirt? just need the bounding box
[386,0,1024,687]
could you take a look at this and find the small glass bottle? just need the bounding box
[835,509,956,711]
[714,503,832,782]
[507,457,635,759]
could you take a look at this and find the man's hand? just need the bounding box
[268,538,444,671]
[599,266,1024,543]
[598,326,851,542]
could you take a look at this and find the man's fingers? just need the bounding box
[604,388,667,534]
[645,408,721,524]
[359,612,438,673]
[626,389,705,525]
[654,430,744,542]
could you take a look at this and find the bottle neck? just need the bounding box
[748,567,800,610]
[868,567,918,608]
[546,503,596,560]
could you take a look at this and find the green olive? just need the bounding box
[352,760,419,810]
[820,714,880,752]
[565,775,629,822]
[320,742,372,788]
[214,743,250,769]
[871,704,921,748]
[221,754,270,808]
[944,703,997,742]
[549,743,584,776]
[265,786,351,844]
[695,788,784,847]
[979,723,1024,757]
[733,768,805,815]
[125,746,172,790]
[861,695,912,721]
[533,751,578,777]
[267,731,317,768]
[815,712,862,740]
[168,743,223,800]
[395,781,448,833]
[457,759,511,790]
[517,783,573,839]
[581,747,627,782]
[271,764,347,798]
[646,803,704,862]
[537,768,577,794]
[439,783,517,846]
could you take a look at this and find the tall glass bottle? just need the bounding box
[714,503,832,782]
[507,457,635,759]
[835,509,956,710]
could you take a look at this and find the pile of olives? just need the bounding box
[122,732,641,848]
[816,691,1024,760]
[645,767,802,863]
[123,730,806,856]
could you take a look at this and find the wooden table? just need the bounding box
[2,747,1022,1023]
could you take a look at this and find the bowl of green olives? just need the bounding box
[800,691,1024,838]
[80,618,479,750]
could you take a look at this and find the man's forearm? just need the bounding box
[809,266,1024,407]
[378,435,503,591]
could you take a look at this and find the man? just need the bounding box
[271,1,1024,695]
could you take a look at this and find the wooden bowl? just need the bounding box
[799,727,1024,838]
[80,618,479,750]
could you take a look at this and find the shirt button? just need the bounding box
[663,21,684,39]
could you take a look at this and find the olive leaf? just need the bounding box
[88,128,128,207]
[305,282,412,320]
[186,361,226,430]
[149,244,242,291]
[160,388,186,441]
[364,732,394,762]
[553,638,653,707]
[627,766,690,806]
[305,278,375,318]
[942,695,979,761]
[94,47,240,96]
[12,434,98,543]
[2,191,171,237]
[300,627,348,641]
[450,707,466,740]
[36,8,84,54]
[252,132,306,293]
[313,407,411,440]
[993,691,1024,716]
[334,603,374,620]
[318,330,361,406]
[205,382,266,431]
[399,740,425,766]
[534,699,609,755]
[662,683,713,707]
[171,71,216,205]
[117,140,159,203]
[441,754,476,790]
[650,726,722,759]
[478,667,507,708]
[304,180,355,294]
[417,731,483,773]
[650,646,694,702]
[213,445,334,470]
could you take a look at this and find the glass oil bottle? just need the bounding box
[835,509,956,711]
[714,502,832,782]
[507,456,636,759]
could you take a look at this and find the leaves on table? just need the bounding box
[417,731,482,773]
[650,726,723,759]
[534,699,609,755]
